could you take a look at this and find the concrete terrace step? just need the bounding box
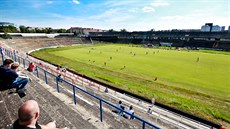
[0,75,97,129]
[0,90,17,129]
[0,54,106,128]
[32,69,165,129]
[0,87,57,129]
[21,82,57,126]
[25,73,98,129]
[28,71,134,129]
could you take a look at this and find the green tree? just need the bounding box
[107,29,115,32]
[57,29,67,33]
[47,28,53,34]
[19,25,27,33]
[29,29,36,33]
[0,25,18,33]
[35,28,43,33]
[8,25,18,32]
[150,29,155,32]
[42,28,48,33]
[120,29,128,32]
[2,27,11,33]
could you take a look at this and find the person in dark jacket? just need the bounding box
[0,59,28,96]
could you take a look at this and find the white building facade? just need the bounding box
[201,23,226,32]
[211,25,222,32]
[201,25,211,32]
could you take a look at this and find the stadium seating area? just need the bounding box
[0,69,101,128]
[0,37,90,52]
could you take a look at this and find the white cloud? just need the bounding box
[88,8,134,23]
[47,1,53,4]
[72,0,80,4]
[128,8,139,13]
[142,6,155,13]
[4,0,229,31]
[104,1,141,7]
[32,3,42,8]
[141,0,169,13]
[88,8,121,20]
[9,11,229,31]
[157,13,230,30]
[49,13,75,20]
[160,15,191,20]
[151,0,169,7]
[31,1,54,8]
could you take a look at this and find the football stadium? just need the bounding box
[0,0,230,129]
[0,32,229,129]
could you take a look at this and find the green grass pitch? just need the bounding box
[31,44,230,125]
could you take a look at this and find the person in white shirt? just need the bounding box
[124,105,134,119]
[113,100,123,114]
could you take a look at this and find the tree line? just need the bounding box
[0,25,18,33]
[0,25,155,34]
[0,25,69,33]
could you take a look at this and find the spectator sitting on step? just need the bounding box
[56,66,63,83]
[56,65,61,71]
[10,62,30,96]
[0,59,29,96]
[27,62,35,72]
[137,99,142,105]
[112,100,124,114]
[13,100,68,129]
[61,67,67,73]
[0,59,14,88]
[150,98,155,107]
[104,87,108,93]
[147,108,152,114]
[11,62,31,81]
[124,105,135,119]
[57,74,63,83]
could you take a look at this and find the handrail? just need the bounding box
[30,56,100,90]
[0,47,4,64]
[1,47,161,129]
[39,66,160,129]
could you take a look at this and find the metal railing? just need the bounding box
[1,47,161,129]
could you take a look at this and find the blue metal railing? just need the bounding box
[0,47,4,64]
[1,47,161,129]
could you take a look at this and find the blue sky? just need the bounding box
[0,0,229,31]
